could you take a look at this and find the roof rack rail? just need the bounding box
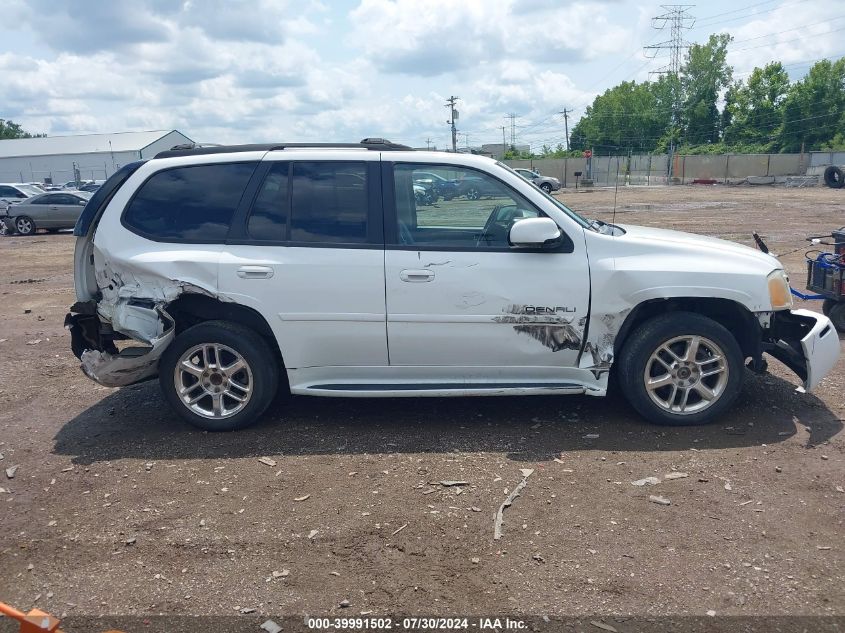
[155,138,412,159]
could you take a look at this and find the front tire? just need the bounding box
[540,183,553,193]
[827,301,845,332]
[465,186,480,200]
[15,216,35,235]
[617,312,744,426]
[159,320,280,431]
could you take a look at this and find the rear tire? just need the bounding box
[617,312,744,426]
[15,216,35,235]
[822,298,835,316]
[158,320,279,431]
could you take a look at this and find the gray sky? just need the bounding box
[2,0,842,150]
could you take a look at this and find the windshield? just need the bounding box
[496,161,593,229]
[18,184,44,196]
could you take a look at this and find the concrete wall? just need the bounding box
[505,152,806,187]
[809,151,845,167]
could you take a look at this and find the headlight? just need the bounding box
[767,269,793,310]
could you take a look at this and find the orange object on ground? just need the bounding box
[1,601,125,633]
[0,602,63,633]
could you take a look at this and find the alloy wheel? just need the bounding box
[643,334,729,415]
[174,343,253,419]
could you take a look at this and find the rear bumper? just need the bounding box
[763,308,839,391]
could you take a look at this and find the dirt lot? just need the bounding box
[0,184,843,630]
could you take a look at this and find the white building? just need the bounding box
[0,130,193,185]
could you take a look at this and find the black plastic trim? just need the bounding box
[308,382,582,391]
[154,140,412,159]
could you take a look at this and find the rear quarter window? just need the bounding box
[123,162,257,242]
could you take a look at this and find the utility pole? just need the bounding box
[643,4,694,182]
[559,108,570,151]
[445,96,459,153]
[501,126,507,157]
[426,138,433,150]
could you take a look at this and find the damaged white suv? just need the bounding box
[67,139,840,431]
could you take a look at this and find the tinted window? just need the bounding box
[0,186,14,196]
[124,162,256,241]
[290,162,367,243]
[393,164,541,249]
[247,163,288,240]
[53,194,78,205]
[31,195,53,205]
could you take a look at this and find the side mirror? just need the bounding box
[509,217,562,248]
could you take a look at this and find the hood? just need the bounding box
[617,223,783,271]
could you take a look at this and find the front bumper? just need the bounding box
[764,308,839,391]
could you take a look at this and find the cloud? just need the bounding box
[348,0,629,75]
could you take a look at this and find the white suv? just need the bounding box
[66,139,840,431]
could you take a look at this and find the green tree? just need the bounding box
[569,79,673,154]
[722,62,789,149]
[776,58,845,152]
[0,119,43,140]
[680,33,733,145]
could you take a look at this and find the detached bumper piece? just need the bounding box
[763,308,839,391]
[65,301,173,388]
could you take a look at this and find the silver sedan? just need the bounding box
[1,191,92,236]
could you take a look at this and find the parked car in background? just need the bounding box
[513,168,561,193]
[413,171,460,201]
[1,190,91,236]
[456,174,507,200]
[0,183,43,215]
[79,182,102,193]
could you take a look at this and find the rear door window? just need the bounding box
[123,162,257,241]
[290,162,368,244]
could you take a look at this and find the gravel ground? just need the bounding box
[0,183,843,630]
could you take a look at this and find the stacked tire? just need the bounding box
[824,165,844,189]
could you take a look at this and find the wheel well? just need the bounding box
[166,294,285,368]
[614,298,761,360]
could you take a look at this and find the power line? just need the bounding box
[729,16,845,44]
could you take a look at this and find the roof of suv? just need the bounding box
[154,138,413,159]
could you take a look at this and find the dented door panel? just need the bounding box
[385,248,590,372]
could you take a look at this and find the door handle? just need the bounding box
[237,265,274,279]
[399,269,435,282]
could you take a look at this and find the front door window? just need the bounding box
[393,164,541,249]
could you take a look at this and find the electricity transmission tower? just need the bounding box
[504,113,518,151]
[643,5,695,76]
[643,5,694,181]
[445,96,459,152]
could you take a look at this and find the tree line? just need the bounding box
[564,35,845,156]
[0,119,45,140]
